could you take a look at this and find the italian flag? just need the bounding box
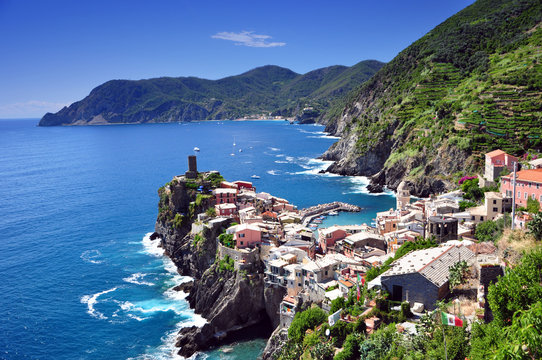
[441,312,463,327]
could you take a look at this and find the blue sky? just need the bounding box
[0,0,475,118]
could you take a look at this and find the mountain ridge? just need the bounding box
[38,61,384,126]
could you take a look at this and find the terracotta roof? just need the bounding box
[339,279,354,288]
[486,149,505,158]
[503,169,542,183]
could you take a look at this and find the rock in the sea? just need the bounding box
[172,281,194,293]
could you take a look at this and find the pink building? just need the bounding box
[233,180,255,192]
[214,188,238,205]
[485,149,518,182]
[234,224,262,249]
[318,226,347,253]
[501,169,542,208]
[215,203,237,217]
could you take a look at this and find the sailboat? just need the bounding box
[230,136,236,156]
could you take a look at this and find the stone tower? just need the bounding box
[396,181,410,210]
[185,155,198,179]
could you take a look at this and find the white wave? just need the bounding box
[142,233,164,257]
[285,156,294,162]
[268,147,280,151]
[275,154,285,158]
[123,272,155,286]
[80,249,104,264]
[346,176,395,196]
[308,134,341,139]
[274,160,289,164]
[294,158,336,176]
[267,170,281,176]
[80,287,118,320]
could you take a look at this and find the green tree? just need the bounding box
[309,341,335,360]
[461,178,484,201]
[330,296,346,314]
[475,220,499,242]
[528,211,542,240]
[488,248,542,326]
[288,306,327,344]
[526,197,540,214]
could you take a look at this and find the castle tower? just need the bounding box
[396,181,410,210]
[185,155,198,179]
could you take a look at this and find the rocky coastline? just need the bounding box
[151,172,285,358]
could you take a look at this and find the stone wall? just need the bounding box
[217,243,260,270]
[479,264,503,322]
[381,272,441,310]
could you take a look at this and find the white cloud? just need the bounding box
[212,31,286,48]
[0,100,69,118]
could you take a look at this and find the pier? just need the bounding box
[300,202,361,226]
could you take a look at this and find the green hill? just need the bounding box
[323,0,542,196]
[38,61,384,126]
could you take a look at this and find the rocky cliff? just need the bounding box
[153,172,285,357]
[321,0,542,197]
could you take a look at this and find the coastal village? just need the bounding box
[173,150,542,357]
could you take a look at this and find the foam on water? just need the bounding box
[123,273,155,286]
[346,176,395,196]
[80,287,118,320]
[266,170,281,175]
[80,249,104,264]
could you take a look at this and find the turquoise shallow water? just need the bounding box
[0,119,395,359]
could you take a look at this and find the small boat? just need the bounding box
[230,153,235,156]
[193,147,200,152]
[251,175,260,179]
[239,148,243,152]
[221,346,234,353]
[328,211,338,216]
[313,219,323,224]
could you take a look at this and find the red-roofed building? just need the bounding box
[262,211,279,222]
[485,149,518,182]
[233,180,255,192]
[501,168,542,207]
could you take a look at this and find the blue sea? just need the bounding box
[0,119,395,360]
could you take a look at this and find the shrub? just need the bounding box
[288,306,327,344]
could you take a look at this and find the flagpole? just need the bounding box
[442,325,448,360]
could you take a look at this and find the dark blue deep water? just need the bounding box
[0,119,395,360]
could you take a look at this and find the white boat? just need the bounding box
[239,148,242,152]
[193,147,200,152]
[251,175,260,179]
[328,211,338,216]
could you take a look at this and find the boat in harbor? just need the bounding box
[193,147,200,152]
[328,211,338,216]
[251,175,260,179]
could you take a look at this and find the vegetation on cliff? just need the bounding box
[325,0,542,194]
[38,61,383,126]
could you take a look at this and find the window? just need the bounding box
[529,183,532,188]
[525,193,528,200]
[298,283,301,287]
[493,207,498,212]
[493,200,497,204]
[480,216,484,221]
[239,233,245,238]
[518,192,521,198]
[240,241,244,245]
[532,194,536,200]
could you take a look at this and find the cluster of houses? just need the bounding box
[188,148,542,332]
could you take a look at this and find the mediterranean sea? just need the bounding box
[0,119,395,359]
